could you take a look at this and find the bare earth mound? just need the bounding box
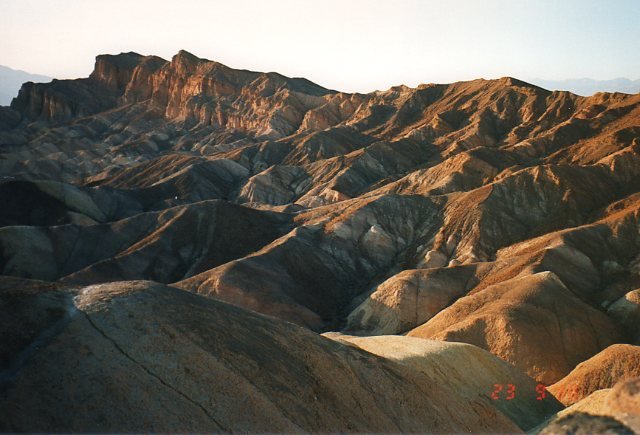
[549,344,640,405]
[407,272,621,384]
[1,278,525,433]
[324,334,562,431]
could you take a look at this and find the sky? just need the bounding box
[1,0,639,92]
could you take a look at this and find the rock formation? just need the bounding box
[1,50,640,432]
[0,278,525,433]
[323,334,562,431]
[407,272,623,384]
[548,344,640,406]
[538,412,635,435]
[540,377,640,433]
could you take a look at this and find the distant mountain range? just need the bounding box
[528,77,640,96]
[0,65,51,106]
[1,63,638,106]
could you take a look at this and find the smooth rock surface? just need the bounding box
[1,278,523,433]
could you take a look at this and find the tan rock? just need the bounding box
[542,377,640,434]
[408,272,622,384]
[548,344,640,406]
[0,279,523,433]
[324,334,562,431]
[346,264,480,334]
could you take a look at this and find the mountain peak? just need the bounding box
[173,49,202,63]
[89,52,147,91]
[496,76,544,90]
[95,51,144,62]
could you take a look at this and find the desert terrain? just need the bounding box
[1,51,639,433]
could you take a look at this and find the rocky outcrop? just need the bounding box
[237,165,311,205]
[608,289,640,343]
[9,77,118,122]
[346,264,485,334]
[143,50,334,137]
[89,52,147,93]
[538,412,635,435]
[8,53,149,123]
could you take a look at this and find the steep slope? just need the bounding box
[175,193,440,329]
[346,264,486,334]
[0,179,146,227]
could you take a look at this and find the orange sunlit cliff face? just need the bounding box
[0,50,639,433]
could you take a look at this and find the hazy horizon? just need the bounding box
[1,0,639,93]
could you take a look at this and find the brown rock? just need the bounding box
[543,377,640,433]
[408,272,623,384]
[346,264,483,334]
[608,377,640,416]
[0,279,523,433]
[324,334,562,431]
[608,289,640,343]
[549,344,640,406]
[2,50,640,433]
[539,413,634,435]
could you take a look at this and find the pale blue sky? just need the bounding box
[1,0,638,92]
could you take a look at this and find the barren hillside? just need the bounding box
[1,51,638,432]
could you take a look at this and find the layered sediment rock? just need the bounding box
[2,50,640,433]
